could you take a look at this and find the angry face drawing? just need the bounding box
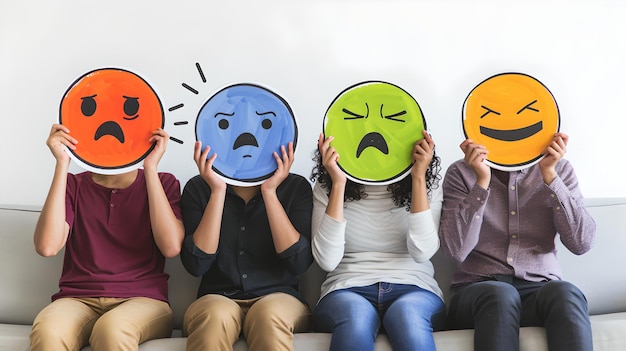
[59,68,164,173]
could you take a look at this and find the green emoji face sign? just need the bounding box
[323,81,426,185]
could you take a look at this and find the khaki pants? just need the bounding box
[183,292,310,351]
[29,297,173,351]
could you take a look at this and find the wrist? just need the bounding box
[476,175,490,190]
[330,176,347,188]
[542,170,557,185]
[55,158,71,172]
[261,188,278,201]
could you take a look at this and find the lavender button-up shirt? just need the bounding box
[439,159,596,287]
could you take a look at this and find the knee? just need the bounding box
[475,281,521,310]
[313,292,378,334]
[539,281,585,300]
[456,281,521,323]
[537,281,588,312]
[90,316,136,345]
[390,291,445,327]
[183,295,242,336]
[30,323,64,347]
[246,294,309,330]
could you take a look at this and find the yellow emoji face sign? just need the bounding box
[463,73,560,171]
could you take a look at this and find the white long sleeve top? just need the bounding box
[311,182,444,302]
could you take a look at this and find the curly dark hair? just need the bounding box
[309,148,442,209]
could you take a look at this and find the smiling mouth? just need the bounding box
[480,121,543,141]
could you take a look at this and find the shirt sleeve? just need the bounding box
[406,186,442,263]
[438,161,490,263]
[179,176,217,277]
[276,176,314,275]
[548,160,596,255]
[159,172,183,220]
[65,173,77,234]
[311,182,347,272]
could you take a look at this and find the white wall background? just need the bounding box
[1,0,625,206]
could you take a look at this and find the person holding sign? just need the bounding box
[439,73,596,351]
[310,81,445,351]
[30,125,183,351]
[29,68,184,351]
[180,84,313,351]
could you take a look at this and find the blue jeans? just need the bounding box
[447,279,592,351]
[313,283,445,351]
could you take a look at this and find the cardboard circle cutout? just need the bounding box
[323,81,426,185]
[59,68,164,174]
[195,83,298,186]
[462,72,560,171]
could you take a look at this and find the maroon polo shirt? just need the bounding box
[52,169,182,303]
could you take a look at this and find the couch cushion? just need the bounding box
[0,208,61,325]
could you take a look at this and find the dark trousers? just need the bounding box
[447,278,593,351]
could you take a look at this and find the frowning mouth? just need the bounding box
[480,121,543,141]
[356,132,389,158]
[94,121,125,143]
[233,132,259,150]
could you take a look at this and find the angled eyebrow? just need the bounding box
[214,112,235,118]
[517,100,539,114]
[343,103,369,120]
[480,105,501,118]
[256,111,276,117]
[122,95,138,99]
[80,94,97,100]
[381,104,406,122]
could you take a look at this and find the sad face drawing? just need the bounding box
[195,83,298,186]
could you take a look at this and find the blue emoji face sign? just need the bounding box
[195,83,298,186]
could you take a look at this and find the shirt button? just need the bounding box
[510,211,516,215]
[242,274,248,279]
[110,203,115,208]
[551,194,556,198]
[239,251,245,256]
[112,189,117,193]
[512,235,517,239]
[475,215,480,219]
[240,226,246,231]
[508,257,513,262]
[510,185,516,191]
[556,206,561,211]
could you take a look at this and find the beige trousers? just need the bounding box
[183,292,311,351]
[29,297,173,351]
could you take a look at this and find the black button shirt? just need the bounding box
[180,174,313,302]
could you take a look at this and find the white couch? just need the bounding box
[2,199,626,351]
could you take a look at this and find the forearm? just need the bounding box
[410,176,429,213]
[34,162,70,257]
[192,188,226,254]
[311,185,346,271]
[312,214,346,271]
[262,189,300,253]
[145,170,184,258]
[439,183,487,262]
[180,235,217,277]
[407,210,440,262]
[549,176,596,254]
[324,181,346,221]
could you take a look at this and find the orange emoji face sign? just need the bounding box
[463,73,560,171]
[60,68,164,173]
